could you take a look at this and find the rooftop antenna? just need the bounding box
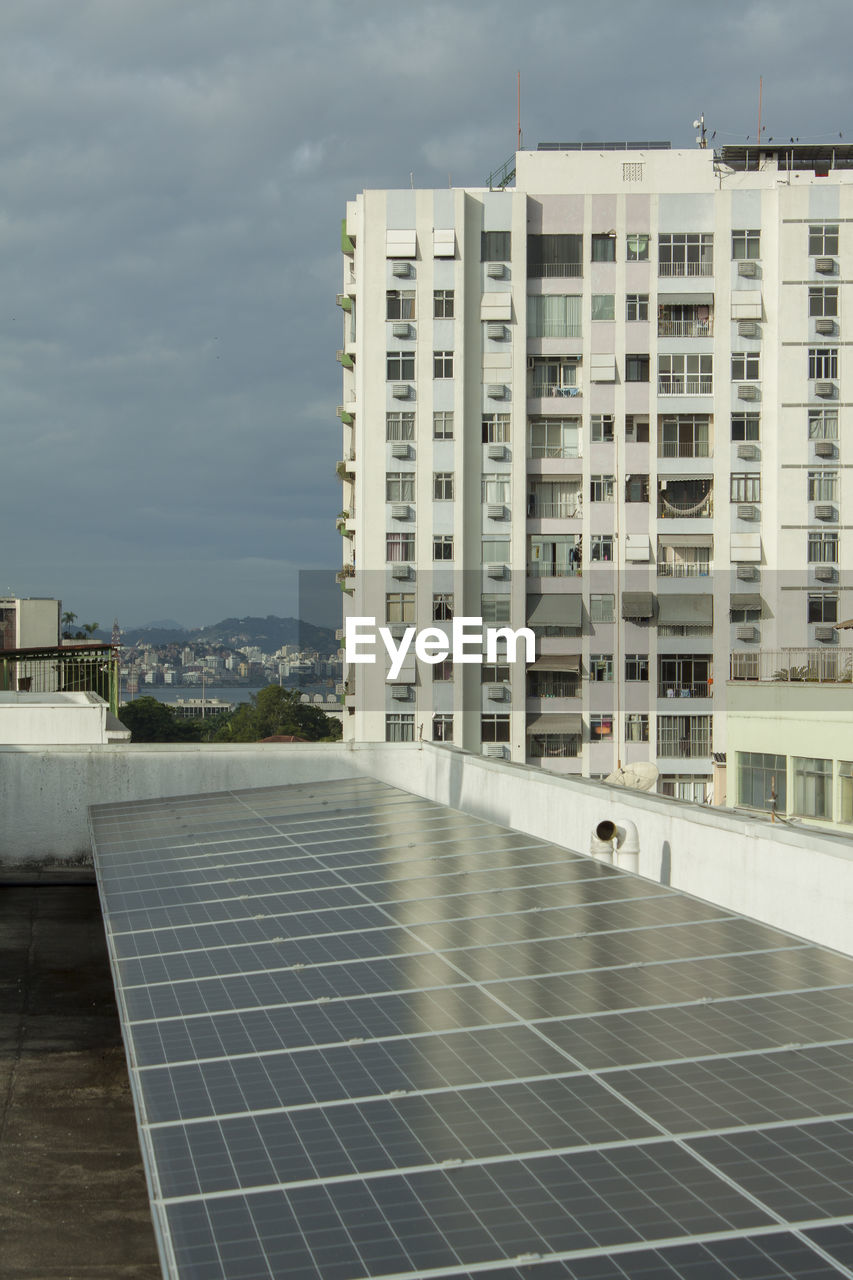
[757,76,763,145]
[517,71,522,150]
[693,113,707,148]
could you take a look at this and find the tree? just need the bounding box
[61,610,77,638]
[214,686,342,743]
[118,697,205,743]
[82,622,100,637]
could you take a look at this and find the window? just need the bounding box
[590,654,613,681]
[656,714,712,758]
[528,355,579,394]
[658,542,711,577]
[434,350,453,378]
[386,412,415,441]
[731,413,760,441]
[808,471,838,501]
[482,537,510,562]
[527,295,582,338]
[482,414,510,443]
[528,535,580,577]
[730,602,761,624]
[590,535,614,562]
[590,475,615,502]
[625,474,649,503]
[808,532,838,563]
[386,593,415,623]
[386,473,415,502]
[432,593,453,621]
[433,534,454,561]
[386,532,415,562]
[840,761,853,825]
[591,233,616,262]
[386,289,415,320]
[482,662,510,683]
[433,472,454,500]
[809,224,838,256]
[808,409,838,439]
[731,474,761,503]
[625,354,650,382]
[433,289,454,318]
[626,294,649,321]
[482,474,510,504]
[527,233,583,277]
[481,714,510,742]
[432,714,453,742]
[625,653,649,681]
[433,657,453,681]
[793,756,832,819]
[808,348,837,379]
[732,352,760,381]
[433,411,454,439]
[730,652,759,680]
[659,775,710,803]
[528,417,581,458]
[590,594,615,622]
[809,286,838,317]
[387,350,415,380]
[481,231,511,261]
[592,294,615,321]
[808,593,838,623]
[658,233,713,276]
[625,415,650,443]
[625,714,649,743]
[589,714,613,741]
[732,230,760,260]
[626,233,649,261]
[481,594,511,624]
[658,353,713,394]
[591,414,614,442]
[386,714,415,743]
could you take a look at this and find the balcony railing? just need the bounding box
[730,648,853,683]
[527,735,582,758]
[527,263,583,278]
[657,561,711,577]
[658,377,713,395]
[658,682,711,699]
[529,445,582,459]
[656,732,713,758]
[658,440,711,458]
[528,680,581,699]
[530,382,582,398]
[527,563,581,578]
[658,261,714,277]
[658,493,713,519]
[528,500,583,519]
[658,319,713,338]
[0,644,120,715]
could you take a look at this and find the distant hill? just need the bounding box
[118,615,338,656]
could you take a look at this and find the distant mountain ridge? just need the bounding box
[115,615,338,655]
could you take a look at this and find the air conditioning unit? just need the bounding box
[815,317,836,335]
[738,384,759,400]
[486,383,506,398]
[486,262,505,278]
[486,322,506,340]
[487,684,507,701]
[527,356,536,370]
[483,743,507,758]
[391,443,410,459]
[736,624,758,642]
[392,322,411,339]
[737,444,759,460]
[814,504,836,520]
[815,565,835,581]
[815,626,836,642]
[487,443,506,461]
[487,563,507,579]
[737,260,758,277]
[738,320,760,338]
[814,440,835,457]
[392,261,411,278]
[391,504,412,520]
[815,257,836,274]
[391,684,412,700]
[815,381,835,397]
[392,383,411,399]
[487,503,507,520]
[391,564,412,580]
[737,504,759,520]
[737,564,759,580]
[335,293,347,307]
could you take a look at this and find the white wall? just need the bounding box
[0,693,115,744]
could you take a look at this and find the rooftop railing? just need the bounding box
[0,644,120,715]
[730,648,853,683]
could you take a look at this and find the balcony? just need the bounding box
[529,381,582,399]
[730,648,853,683]
[527,563,581,579]
[0,644,120,715]
[658,682,711,699]
[657,561,710,577]
[658,376,713,396]
[658,261,714,277]
[656,732,713,758]
[658,482,713,519]
[527,263,583,278]
[658,440,711,458]
[658,318,713,338]
[527,499,583,520]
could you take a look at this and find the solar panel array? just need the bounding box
[90,777,853,1280]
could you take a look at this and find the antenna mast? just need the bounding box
[757,76,763,144]
[517,71,522,150]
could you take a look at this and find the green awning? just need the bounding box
[526,594,582,627]
[621,592,655,619]
[657,594,713,624]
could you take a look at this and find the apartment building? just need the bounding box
[337,140,852,798]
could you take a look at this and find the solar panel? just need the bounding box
[91,778,853,1280]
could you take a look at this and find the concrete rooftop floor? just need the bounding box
[0,871,160,1279]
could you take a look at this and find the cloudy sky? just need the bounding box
[2,0,851,628]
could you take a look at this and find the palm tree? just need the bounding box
[61,610,77,638]
[83,622,100,637]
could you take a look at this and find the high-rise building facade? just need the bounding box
[337,141,852,798]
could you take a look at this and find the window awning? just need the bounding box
[526,713,582,734]
[590,354,616,383]
[658,292,714,306]
[528,654,581,671]
[658,534,714,548]
[625,533,651,562]
[730,593,762,612]
[386,229,417,258]
[481,293,512,321]
[730,533,762,562]
[526,594,583,627]
[657,593,713,624]
[433,229,455,257]
[622,591,656,619]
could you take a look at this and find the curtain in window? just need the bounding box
[527,295,582,338]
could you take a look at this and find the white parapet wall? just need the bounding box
[1,740,851,955]
[0,692,126,744]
